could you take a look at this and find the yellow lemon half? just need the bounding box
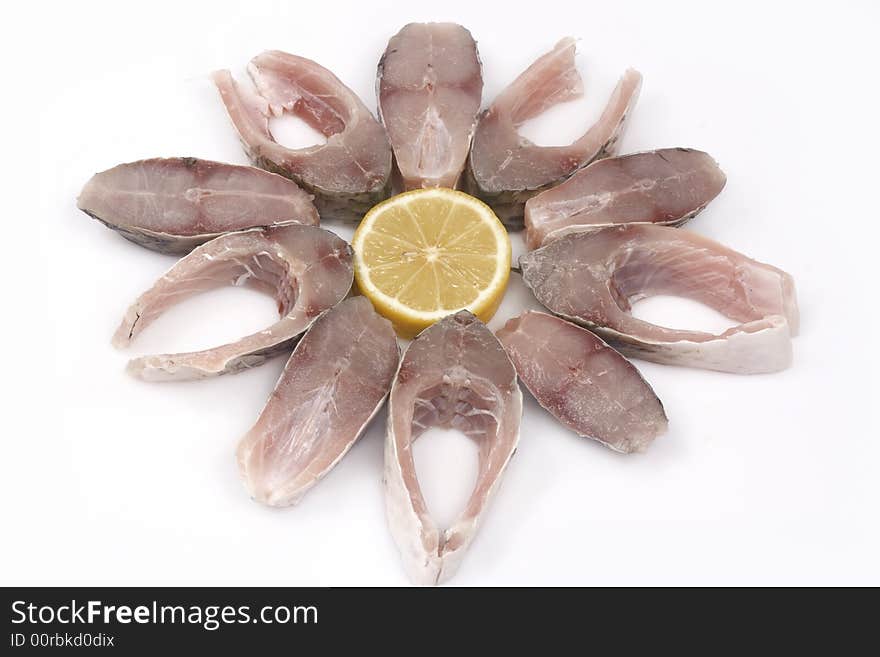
[352,188,511,339]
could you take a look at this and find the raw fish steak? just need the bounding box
[524,148,726,250]
[238,297,399,506]
[496,311,667,453]
[377,23,483,190]
[213,51,392,221]
[465,38,642,226]
[384,311,522,585]
[77,157,319,254]
[520,225,799,374]
[113,225,353,381]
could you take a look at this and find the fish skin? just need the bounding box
[113,225,353,381]
[465,38,642,227]
[237,297,399,507]
[524,148,727,250]
[213,51,392,222]
[76,157,319,254]
[496,310,667,453]
[377,23,483,190]
[384,311,522,585]
[520,225,799,374]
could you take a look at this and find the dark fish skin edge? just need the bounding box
[82,209,223,255]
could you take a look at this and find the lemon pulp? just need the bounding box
[352,188,511,338]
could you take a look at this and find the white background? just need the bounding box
[4,0,878,585]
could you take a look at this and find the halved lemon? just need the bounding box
[352,188,511,339]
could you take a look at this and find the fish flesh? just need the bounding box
[114,225,352,381]
[524,148,726,250]
[238,297,399,506]
[465,38,642,226]
[384,311,522,585]
[496,311,667,453]
[520,225,799,374]
[113,225,353,381]
[77,157,319,254]
[377,23,483,190]
[213,51,392,221]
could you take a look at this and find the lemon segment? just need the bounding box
[352,188,511,339]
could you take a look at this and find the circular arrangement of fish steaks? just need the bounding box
[74,21,803,585]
